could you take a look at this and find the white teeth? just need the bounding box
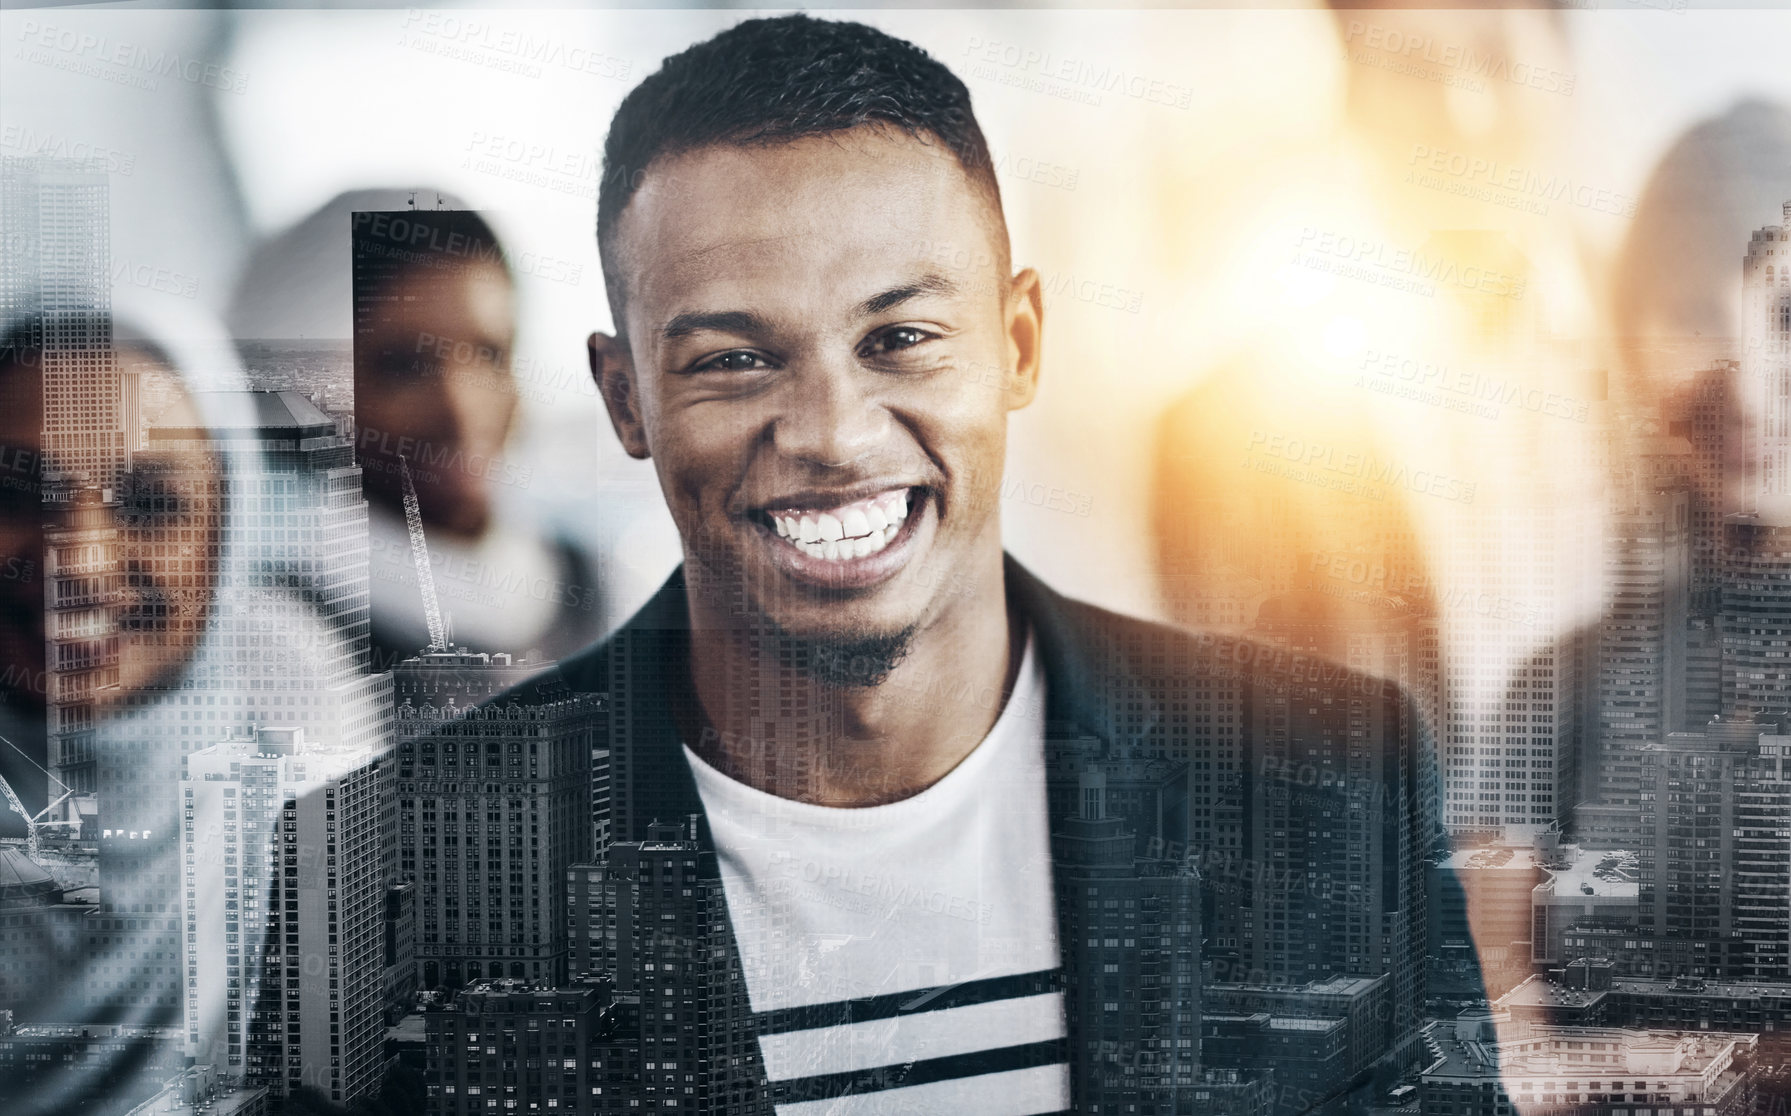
[777,522,898,561]
[769,491,914,562]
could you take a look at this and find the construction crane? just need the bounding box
[0,734,77,861]
[398,454,449,653]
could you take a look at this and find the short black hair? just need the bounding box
[596,14,1006,335]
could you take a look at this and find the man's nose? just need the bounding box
[772,365,892,468]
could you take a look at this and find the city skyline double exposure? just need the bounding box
[1,6,1789,1116]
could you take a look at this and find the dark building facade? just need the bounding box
[566,821,760,1113]
[423,977,627,1116]
[1638,718,1791,981]
[1053,770,1203,1112]
[1225,594,1430,1049]
[396,652,602,988]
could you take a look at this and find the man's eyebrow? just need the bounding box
[660,309,774,341]
[857,273,959,317]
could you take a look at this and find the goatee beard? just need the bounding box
[765,620,919,689]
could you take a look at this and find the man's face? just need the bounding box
[356,260,517,538]
[595,127,1041,647]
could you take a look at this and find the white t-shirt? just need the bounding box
[684,633,1070,1116]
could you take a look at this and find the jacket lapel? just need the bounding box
[1005,556,1143,1109]
[561,566,710,843]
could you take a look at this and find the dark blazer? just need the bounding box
[533,556,1461,1113]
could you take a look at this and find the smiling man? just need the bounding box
[495,14,1439,1115]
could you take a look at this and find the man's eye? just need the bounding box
[861,326,933,357]
[695,351,769,373]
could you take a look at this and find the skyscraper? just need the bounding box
[1437,497,1596,836]
[1744,201,1791,509]
[2,157,126,823]
[92,389,390,1019]
[1723,203,1791,729]
[424,977,626,1116]
[41,489,119,803]
[566,822,762,1113]
[393,651,600,988]
[1718,511,1791,716]
[0,157,123,494]
[1052,769,1202,1110]
[1663,360,1736,612]
[1638,717,1791,981]
[1595,488,1689,806]
[1236,594,1428,1045]
[181,727,385,1106]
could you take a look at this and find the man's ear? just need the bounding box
[1004,267,1043,411]
[589,331,650,460]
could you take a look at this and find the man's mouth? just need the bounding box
[763,488,913,562]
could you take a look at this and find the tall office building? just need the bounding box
[1664,361,1737,612]
[2,158,128,820]
[424,978,633,1116]
[393,652,600,988]
[1684,615,1723,731]
[181,727,385,1106]
[1096,623,1242,871]
[1716,205,1791,721]
[41,489,120,804]
[1637,717,1791,981]
[1595,488,1689,805]
[0,157,123,493]
[1718,511,1791,716]
[1233,594,1428,1046]
[1052,770,1203,1110]
[566,822,762,1113]
[91,390,391,1018]
[1437,498,1597,836]
[1745,201,1791,508]
[1202,975,1396,1116]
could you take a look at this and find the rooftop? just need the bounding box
[1422,1020,1756,1086]
[1501,973,1791,1011]
[1439,845,1547,872]
[124,1069,264,1116]
[154,389,337,440]
[1537,849,1639,900]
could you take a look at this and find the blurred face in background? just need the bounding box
[355,258,518,539]
[0,348,222,711]
[111,363,223,701]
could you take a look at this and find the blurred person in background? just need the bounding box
[1152,2,1596,651]
[0,303,351,1113]
[0,325,221,841]
[1608,99,1791,514]
[228,190,605,671]
[1148,2,1610,1061]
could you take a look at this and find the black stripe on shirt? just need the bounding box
[751,967,1064,1037]
[768,1038,1069,1104]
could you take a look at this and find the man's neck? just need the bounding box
[681,560,1023,808]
